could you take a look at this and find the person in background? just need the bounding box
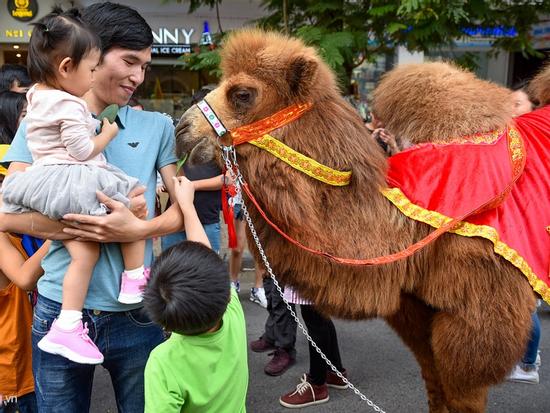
[506,80,541,384]
[128,96,144,111]
[161,87,223,253]
[0,64,32,93]
[0,90,27,144]
[143,176,248,413]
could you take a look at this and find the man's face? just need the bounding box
[91,47,151,107]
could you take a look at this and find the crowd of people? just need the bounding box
[0,2,545,413]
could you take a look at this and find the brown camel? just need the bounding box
[176,30,538,412]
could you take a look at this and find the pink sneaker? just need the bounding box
[118,267,150,304]
[37,320,104,364]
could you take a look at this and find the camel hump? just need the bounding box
[372,61,514,144]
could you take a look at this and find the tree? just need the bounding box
[166,0,550,88]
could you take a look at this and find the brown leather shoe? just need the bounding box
[250,337,276,353]
[264,348,295,376]
[280,374,329,408]
[326,368,348,389]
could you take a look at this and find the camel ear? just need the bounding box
[287,56,317,97]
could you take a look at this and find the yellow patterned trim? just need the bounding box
[431,129,503,145]
[250,134,352,186]
[381,187,550,304]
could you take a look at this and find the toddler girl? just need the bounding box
[1,9,148,364]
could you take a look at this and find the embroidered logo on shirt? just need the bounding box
[128,142,140,148]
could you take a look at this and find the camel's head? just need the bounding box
[176,29,340,164]
[372,62,515,144]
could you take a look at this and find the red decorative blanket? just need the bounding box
[383,105,550,303]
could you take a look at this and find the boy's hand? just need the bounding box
[101,118,119,139]
[172,176,195,210]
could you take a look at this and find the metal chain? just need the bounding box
[221,145,386,413]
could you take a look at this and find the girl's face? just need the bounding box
[58,48,101,98]
[511,90,533,117]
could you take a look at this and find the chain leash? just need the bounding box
[221,145,386,413]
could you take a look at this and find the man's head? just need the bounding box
[0,64,32,93]
[81,2,153,107]
[143,241,230,335]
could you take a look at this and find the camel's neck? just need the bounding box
[236,97,399,255]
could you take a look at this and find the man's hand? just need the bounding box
[62,191,146,242]
[128,186,148,219]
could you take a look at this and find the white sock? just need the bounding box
[56,310,82,331]
[125,265,145,280]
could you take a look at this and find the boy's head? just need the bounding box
[143,241,230,335]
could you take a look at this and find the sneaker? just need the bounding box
[506,364,539,384]
[37,320,104,364]
[250,287,268,308]
[536,351,541,368]
[326,368,348,389]
[250,337,276,353]
[280,374,329,408]
[118,268,150,304]
[230,280,240,293]
[265,348,295,376]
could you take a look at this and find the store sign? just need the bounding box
[7,0,38,22]
[151,27,196,56]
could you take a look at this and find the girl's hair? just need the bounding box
[0,91,26,144]
[27,7,100,85]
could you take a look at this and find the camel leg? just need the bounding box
[385,293,448,413]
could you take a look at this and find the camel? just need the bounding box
[175,29,545,412]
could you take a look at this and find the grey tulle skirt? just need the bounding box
[1,163,140,219]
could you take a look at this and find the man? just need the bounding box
[0,3,180,411]
[0,64,32,93]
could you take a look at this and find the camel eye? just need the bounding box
[229,87,256,109]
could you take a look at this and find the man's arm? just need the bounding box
[62,192,185,243]
[0,161,70,239]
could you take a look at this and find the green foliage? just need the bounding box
[164,0,550,87]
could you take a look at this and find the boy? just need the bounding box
[143,176,248,413]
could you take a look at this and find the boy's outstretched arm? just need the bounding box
[0,233,51,291]
[172,176,211,248]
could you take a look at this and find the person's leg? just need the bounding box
[522,311,541,367]
[32,294,96,412]
[250,265,267,308]
[38,241,103,363]
[301,305,343,385]
[119,240,147,304]
[229,211,246,290]
[102,308,164,413]
[203,222,221,254]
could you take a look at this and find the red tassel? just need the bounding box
[222,181,238,249]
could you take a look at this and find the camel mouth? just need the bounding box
[186,137,216,165]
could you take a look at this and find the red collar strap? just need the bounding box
[230,102,313,146]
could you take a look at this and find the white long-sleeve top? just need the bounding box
[25,85,104,167]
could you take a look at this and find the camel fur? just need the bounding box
[176,29,536,413]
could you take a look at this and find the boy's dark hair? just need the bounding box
[143,241,230,335]
[82,2,153,55]
[0,64,32,92]
[0,91,26,144]
[28,7,100,85]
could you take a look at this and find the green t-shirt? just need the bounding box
[144,290,248,413]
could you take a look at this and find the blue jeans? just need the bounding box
[522,311,541,367]
[0,392,37,413]
[161,222,221,253]
[31,294,164,413]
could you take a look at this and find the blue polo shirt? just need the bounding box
[2,106,177,311]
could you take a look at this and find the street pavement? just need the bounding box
[90,267,550,412]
